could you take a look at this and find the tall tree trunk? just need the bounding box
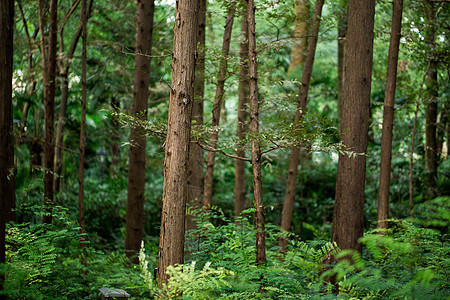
[377,0,403,230]
[186,0,206,232]
[234,3,249,218]
[0,0,15,295]
[279,0,324,251]
[38,0,58,224]
[78,0,88,271]
[287,0,310,74]
[125,0,155,264]
[158,0,199,285]
[54,0,93,192]
[247,0,266,266]
[424,1,438,200]
[203,1,236,208]
[331,0,375,253]
[337,0,347,124]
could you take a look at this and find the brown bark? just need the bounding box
[78,0,88,271]
[38,0,58,224]
[247,0,266,266]
[279,0,324,251]
[377,0,403,230]
[54,0,94,192]
[337,0,347,124]
[158,0,199,285]
[0,0,15,294]
[288,0,310,74]
[125,0,155,264]
[234,4,249,218]
[331,0,375,253]
[203,1,236,208]
[186,0,206,232]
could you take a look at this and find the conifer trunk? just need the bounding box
[158,0,199,285]
[337,0,347,123]
[247,0,266,266]
[203,1,236,208]
[279,0,324,251]
[125,0,155,264]
[377,0,403,229]
[288,0,310,74]
[331,0,375,253]
[235,3,249,217]
[0,0,15,294]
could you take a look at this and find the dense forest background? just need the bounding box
[1,0,449,299]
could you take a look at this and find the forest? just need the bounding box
[0,0,449,298]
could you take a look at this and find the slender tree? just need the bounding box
[234,2,249,217]
[337,0,347,123]
[125,0,155,264]
[158,0,199,285]
[247,0,266,266]
[377,0,403,230]
[186,0,206,231]
[78,0,88,270]
[38,0,58,224]
[279,0,324,251]
[203,1,236,208]
[287,0,310,74]
[331,0,375,253]
[0,0,15,295]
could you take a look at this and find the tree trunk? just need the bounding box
[158,0,199,285]
[377,0,403,230]
[78,0,88,271]
[0,0,15,295]
[186,0,206,232]
[234,3,249,218]
[331,0,375,253]
[54,0,93,192]
[38,0,58,224]
[125,0,155,264]
[203,1,236,208]
[279,0,324,251]
[287,0,310,74]
[247,0,266,266]
[337,0,347,124]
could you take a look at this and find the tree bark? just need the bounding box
[377,0,403,230]
[78,0,88,271]
[0,0,15,295]
[247,0,266,266]
[186,0,206,232]
[279,0,324,251]
[158,0,199,285]
[125,0,155,264]
[287,0,310,74]
[38,0,58,224]
[331,0,375,253]
[203,1,236,208]
[337,0,347,124]
[234,3,249,218]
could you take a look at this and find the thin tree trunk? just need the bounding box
[54,0,94,192]
[247,0,266,266]
[186,0,206,232]
[0,0,15,295]
[331,0,375,254]
[38,0,58,224]
[279,0,324,251]
[424,1,438,201]
[125,0,155,264]
[203,1,236,208]
[337,0,347,124]
[234,3,249,218]
[377,0,403,230]
[158,0,199,285]
[78,0,88,271]
[287,0,310,74]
